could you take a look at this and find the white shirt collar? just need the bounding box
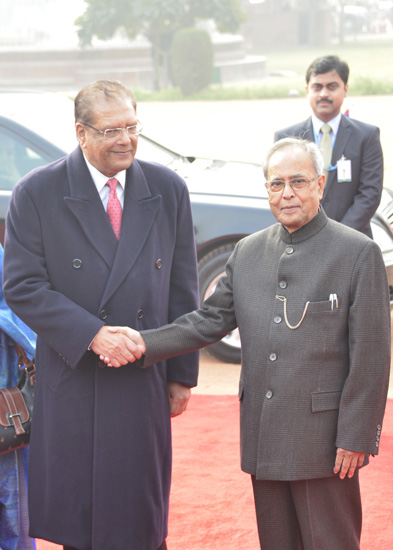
[312,112,342,138]
[83,154,126,194]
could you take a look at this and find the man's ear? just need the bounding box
[317,174,326,199]
[75,123,86,146]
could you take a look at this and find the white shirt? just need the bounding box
[83,155,126,209]
[312,113,342,148]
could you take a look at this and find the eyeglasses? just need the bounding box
[82,121,143,139]
[265,176,320,194]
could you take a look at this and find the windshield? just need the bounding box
[1,92,78,153]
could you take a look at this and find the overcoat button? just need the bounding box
[274,316,282,324]
[137,309,144,319]
[99,309,108,320]
[286,246,294,255]
[266,391,273,399]
[279,281,287,289]
[269,353,277,361]
[156,259,163,269]
[72,258,82,269]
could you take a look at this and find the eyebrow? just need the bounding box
[311,81,339,87]
[270,174,305,180]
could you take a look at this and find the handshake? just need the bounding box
[90,325,147,368]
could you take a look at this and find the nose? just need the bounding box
[319,86,329,97]
[117,129,132,144]
[282,181,296,198]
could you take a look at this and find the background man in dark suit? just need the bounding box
[3,80,199,550]
[274,55,383,238]
[111,138,391,550]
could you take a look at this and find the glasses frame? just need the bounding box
[265,175,320,194]
[82,121,143,139]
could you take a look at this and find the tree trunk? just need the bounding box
[338,0,345,44]
[151,42,161,91]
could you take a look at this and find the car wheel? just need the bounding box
[198,242,241,364]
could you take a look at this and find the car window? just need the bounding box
[0,128,50,190]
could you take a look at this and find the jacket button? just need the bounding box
[286,246,294,255]
[269,353,277,361]
[137,309,144,319]
[279,280,287,289]
[72,258,82,269]
[99,309,108,320]
[274,316,282,324]
[265,390,273,399]
[156,259,163,269]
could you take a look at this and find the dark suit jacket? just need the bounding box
[3,147,199,550]
[141,210,391,481]
[274,116,383,238]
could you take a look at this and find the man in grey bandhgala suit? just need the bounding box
[113,138,391,550]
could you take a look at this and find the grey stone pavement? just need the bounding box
[138,96,393,399]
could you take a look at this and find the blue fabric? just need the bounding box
[0,245,36,378]
[0,245,36,550]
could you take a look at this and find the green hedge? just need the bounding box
[170,28,214,96]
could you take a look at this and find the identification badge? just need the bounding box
[337,156,352,182]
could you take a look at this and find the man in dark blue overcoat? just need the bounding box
[3,80,199,550]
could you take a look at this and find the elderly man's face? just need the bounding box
[266,147,325,233]
[76,96,138,178]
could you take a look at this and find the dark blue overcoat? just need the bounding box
[3,147,199,550]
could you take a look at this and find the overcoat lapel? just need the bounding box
[63,148,162,308]
[64,148,118,268]
[99,161,161,308]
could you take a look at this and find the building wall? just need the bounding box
[0,38,266,92]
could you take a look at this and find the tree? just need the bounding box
[76,0,244,90]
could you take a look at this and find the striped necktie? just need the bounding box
[320,124,333,173]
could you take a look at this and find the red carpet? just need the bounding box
[37,397,393,550]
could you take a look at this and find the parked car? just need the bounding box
[1,91,393,363]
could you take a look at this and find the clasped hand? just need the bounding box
[91,326,146,368]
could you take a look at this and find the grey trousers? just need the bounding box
[251,472,362,550]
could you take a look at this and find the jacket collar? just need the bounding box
[279,208,329,244]
[331,115,351,166]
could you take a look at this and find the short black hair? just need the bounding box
[305,56,349,85]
